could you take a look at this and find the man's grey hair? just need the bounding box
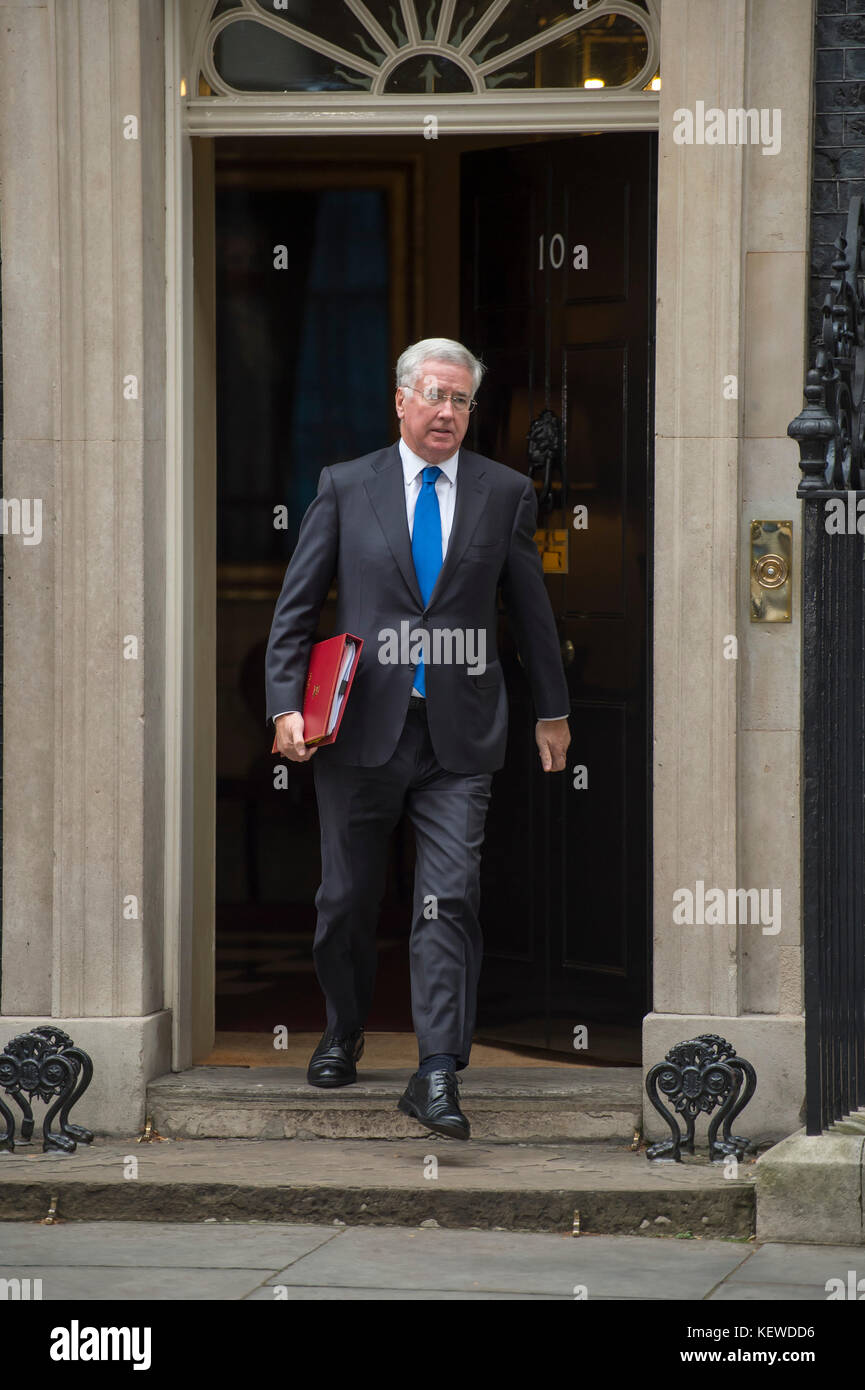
[396,338,486,397]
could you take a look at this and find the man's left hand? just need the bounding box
[535,717,570,773]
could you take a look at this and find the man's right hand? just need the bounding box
[274,712,318,762]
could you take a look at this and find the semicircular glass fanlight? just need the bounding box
[205,0,658,96]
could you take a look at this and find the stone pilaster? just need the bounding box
[651,0,747,1021]
[645,0,812,1141]
[0,0,170,1132]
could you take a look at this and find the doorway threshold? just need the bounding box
[202,1032,583,1070]
[203,1028,641,1070]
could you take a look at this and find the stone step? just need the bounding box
[145,1066,643,1143]
[0,1137,756,1237]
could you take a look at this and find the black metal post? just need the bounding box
[788,197,865,1133]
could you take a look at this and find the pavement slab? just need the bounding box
[706,1282,843,1301]
[721,1241,865,1286]
[0,1266,274,1301]
[0,1219,339,1267]
[263,1226,752,1299]
[0,1221,855,1301]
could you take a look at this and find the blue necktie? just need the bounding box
[411,465,443,697]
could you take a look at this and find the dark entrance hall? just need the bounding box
[210,131,655,1064]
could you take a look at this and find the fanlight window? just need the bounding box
[198,0,660,97]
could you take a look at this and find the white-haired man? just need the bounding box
[265,338,570,1139]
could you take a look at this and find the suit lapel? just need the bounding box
[364,443,423,607]
[363,442,491,609]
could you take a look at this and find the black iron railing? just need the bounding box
[788,196,865,1134]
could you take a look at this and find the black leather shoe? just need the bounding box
[306,1029,364,1088]
[397,1069,470,1140]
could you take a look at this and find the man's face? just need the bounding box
[395,358,475,464]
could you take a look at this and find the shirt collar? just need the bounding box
[399,435,458,487]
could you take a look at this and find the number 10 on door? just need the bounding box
[538,235,588,271]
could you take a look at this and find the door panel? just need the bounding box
[462,132,656,1047]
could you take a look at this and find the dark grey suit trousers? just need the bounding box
[311,702,493,1070]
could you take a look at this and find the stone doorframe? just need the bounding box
[164,0,661,1071]
[0,0,812,1136]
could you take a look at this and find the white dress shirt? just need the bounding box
[400,436,458,698]
[273,435,568,721]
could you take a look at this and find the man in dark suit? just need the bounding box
[265,338,570,1140]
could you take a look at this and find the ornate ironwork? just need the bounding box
[787,195,865,1134]
[0,1026,94,1154]
[644,1034,756,1163]
[789,196,865,496]
[527,407,564,514]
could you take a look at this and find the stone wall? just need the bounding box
[0,0,172,1133]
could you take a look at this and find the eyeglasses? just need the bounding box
[402,385,478,413]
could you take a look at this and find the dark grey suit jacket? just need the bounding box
[264,442,570,774]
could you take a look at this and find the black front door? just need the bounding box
[462,133,656,1051]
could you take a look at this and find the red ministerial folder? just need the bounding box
[271,633,363,752]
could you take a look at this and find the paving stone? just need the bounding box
[246,1285,570,1300]
[0,1265,272,1300]
[724,1241,865,1285]
[707,1282,838,1301]
[265,1226,752,1299]
[0,1221,860,1301]
[0,1219,339,1268]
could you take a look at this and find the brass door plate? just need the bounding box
[750,520,792,622]
[533,528,569,574]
